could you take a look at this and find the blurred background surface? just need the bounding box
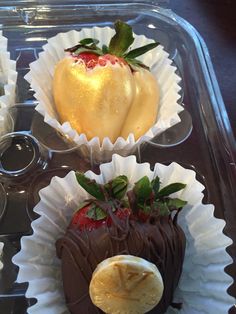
[170,0,236,137]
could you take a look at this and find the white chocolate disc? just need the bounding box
[89,255,164,314]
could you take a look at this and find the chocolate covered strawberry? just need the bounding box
[56,173,187,314]
[53,21,159,143]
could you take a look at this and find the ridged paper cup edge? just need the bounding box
[25,27,183,162]
[0,31,17,109]
[12,155,234,314]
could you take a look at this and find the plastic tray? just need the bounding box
[0,1,235,313]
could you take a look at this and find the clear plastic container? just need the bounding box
[0,1,235,313]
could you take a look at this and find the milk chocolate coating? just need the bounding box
[56,215,185,314]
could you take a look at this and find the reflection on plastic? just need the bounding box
[0,183,7,222]
[0,133,48,179]
[147,109,192,147]
[0,109,14,138]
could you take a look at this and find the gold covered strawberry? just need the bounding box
[53,21,159,143]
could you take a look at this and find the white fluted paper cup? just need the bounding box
[13,155,234,314]
[0,30,17,109]
[25,26,183,162]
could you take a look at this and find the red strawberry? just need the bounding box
[70,203,104,230]
[75,52,127,69]
[75,52,99,68]
[70,203,131,231]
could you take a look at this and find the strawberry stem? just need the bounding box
[108,20,134,56]
[75,172,187,221]
[65,20,159,71]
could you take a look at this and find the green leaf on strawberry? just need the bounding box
[104,175,128,200]
[76,172,105,201]
[79,38,99,46]
[65,20,159,71]
[74,172,187,227]
[157,183,186,198]
[131,176,186,218]
[124,42,159,59]
[125,58,150,70]
[109,20,134,56]
[138,203,152,214]
[151,176,160,197]
[166,198,187,210]
[102,44,109,54]
[133,176,152,202]
[154,201,170,216]
[86,204,107,221]
[75,173,128,222]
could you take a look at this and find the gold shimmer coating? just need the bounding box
[53,57,159,143]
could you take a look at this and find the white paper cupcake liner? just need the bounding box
[13,155,234,314]
[25,26,183,162]
[0,30,17,109]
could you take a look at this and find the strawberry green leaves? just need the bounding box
[154,198,187,217]
[166,198,187,210]
[108,20,159,70]
[124,42,159,59]
[76,173,105,201]
[65,37,103,56]
[125,58,150,71]
[76,173,128,201]
[154,201,170,216]
[105,175,128,200]
[75,171,187,221]
[130,176,153,215]
[102,45,109,54]
[151,177,160,197]
[76,173,128,221]
[132,176,187,217]
[157,183,186,198]
[79,38,99,46]
[134,176,152,202]
[124,42,159,70]
[65,20,159,71]
[86,204,107,221]
[109,20,134,57]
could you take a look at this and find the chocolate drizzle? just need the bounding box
[56,213,186,314]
